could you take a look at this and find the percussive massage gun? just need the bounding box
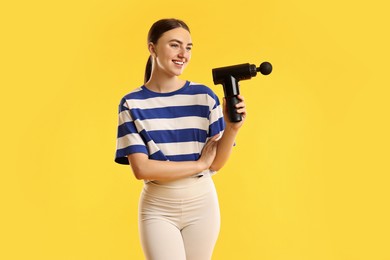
[212,61,272,122]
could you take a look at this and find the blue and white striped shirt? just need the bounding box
[115,81,225,167]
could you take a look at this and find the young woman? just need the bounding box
[115,18,246,260]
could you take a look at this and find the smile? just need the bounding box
[173,60,185,65]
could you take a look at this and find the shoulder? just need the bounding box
[187,81,218,97]
[121,86,146,101]
[117,86,146,110]
[185,81,221,108]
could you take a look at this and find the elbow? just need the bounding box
[209,163,222,172]
[128,154,149,180]
[131,165,146,180]
[210,157,228,171]
[134,172,144,180]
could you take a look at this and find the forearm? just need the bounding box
[210,127,239,171]
[129,134,219,181]
[128,153,206,181]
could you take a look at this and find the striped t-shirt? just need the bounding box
[115,81,225,168]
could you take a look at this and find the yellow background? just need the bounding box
[1,0,389,259]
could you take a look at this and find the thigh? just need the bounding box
[139,188,186,260]
[181,189,221,260]
[140,219,186,260]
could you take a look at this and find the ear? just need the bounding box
[148,43,157,58]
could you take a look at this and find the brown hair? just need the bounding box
[144,18,190,83]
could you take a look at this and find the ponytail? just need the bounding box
[144,55,152,84]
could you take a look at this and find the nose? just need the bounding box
[178,47,186,57]
[179,46,191,58]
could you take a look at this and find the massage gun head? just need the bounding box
[212,62,272,85]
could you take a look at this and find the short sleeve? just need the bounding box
[115,98,148,165]
[208,92,225,138]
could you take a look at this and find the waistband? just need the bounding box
[143,174,215,200]
[144,169,215,184]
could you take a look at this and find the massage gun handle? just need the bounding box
[226,95,242,122]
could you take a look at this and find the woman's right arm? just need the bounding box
[127,134,219,181]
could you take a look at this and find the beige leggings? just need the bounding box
[138,175,220,260]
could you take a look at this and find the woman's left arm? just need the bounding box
[210,95,246,171]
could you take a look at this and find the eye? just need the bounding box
[170,43,179,48]
[186,46,192,51]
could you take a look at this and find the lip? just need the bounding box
[172,60,185,66]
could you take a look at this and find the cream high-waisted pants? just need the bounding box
[138,174,220,260]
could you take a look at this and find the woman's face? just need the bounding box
[150,27,192,77]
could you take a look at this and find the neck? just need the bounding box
[145,68,185,93]
[145,66,185,93]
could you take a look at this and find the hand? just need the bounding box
[223,95,247,131]
[198,134,219,170]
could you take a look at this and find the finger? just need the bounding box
[202,141,217,156]
[203,135,219,150]
[207,141,217,151]
[235,101,246,108]
[236,108,247,114]
[237,95,245,102]
[209,133,221,142]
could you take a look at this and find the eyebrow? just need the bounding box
[169,39,193,46]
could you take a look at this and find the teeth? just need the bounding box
[173,60,184,65]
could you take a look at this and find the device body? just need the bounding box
[212,62,272,122]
